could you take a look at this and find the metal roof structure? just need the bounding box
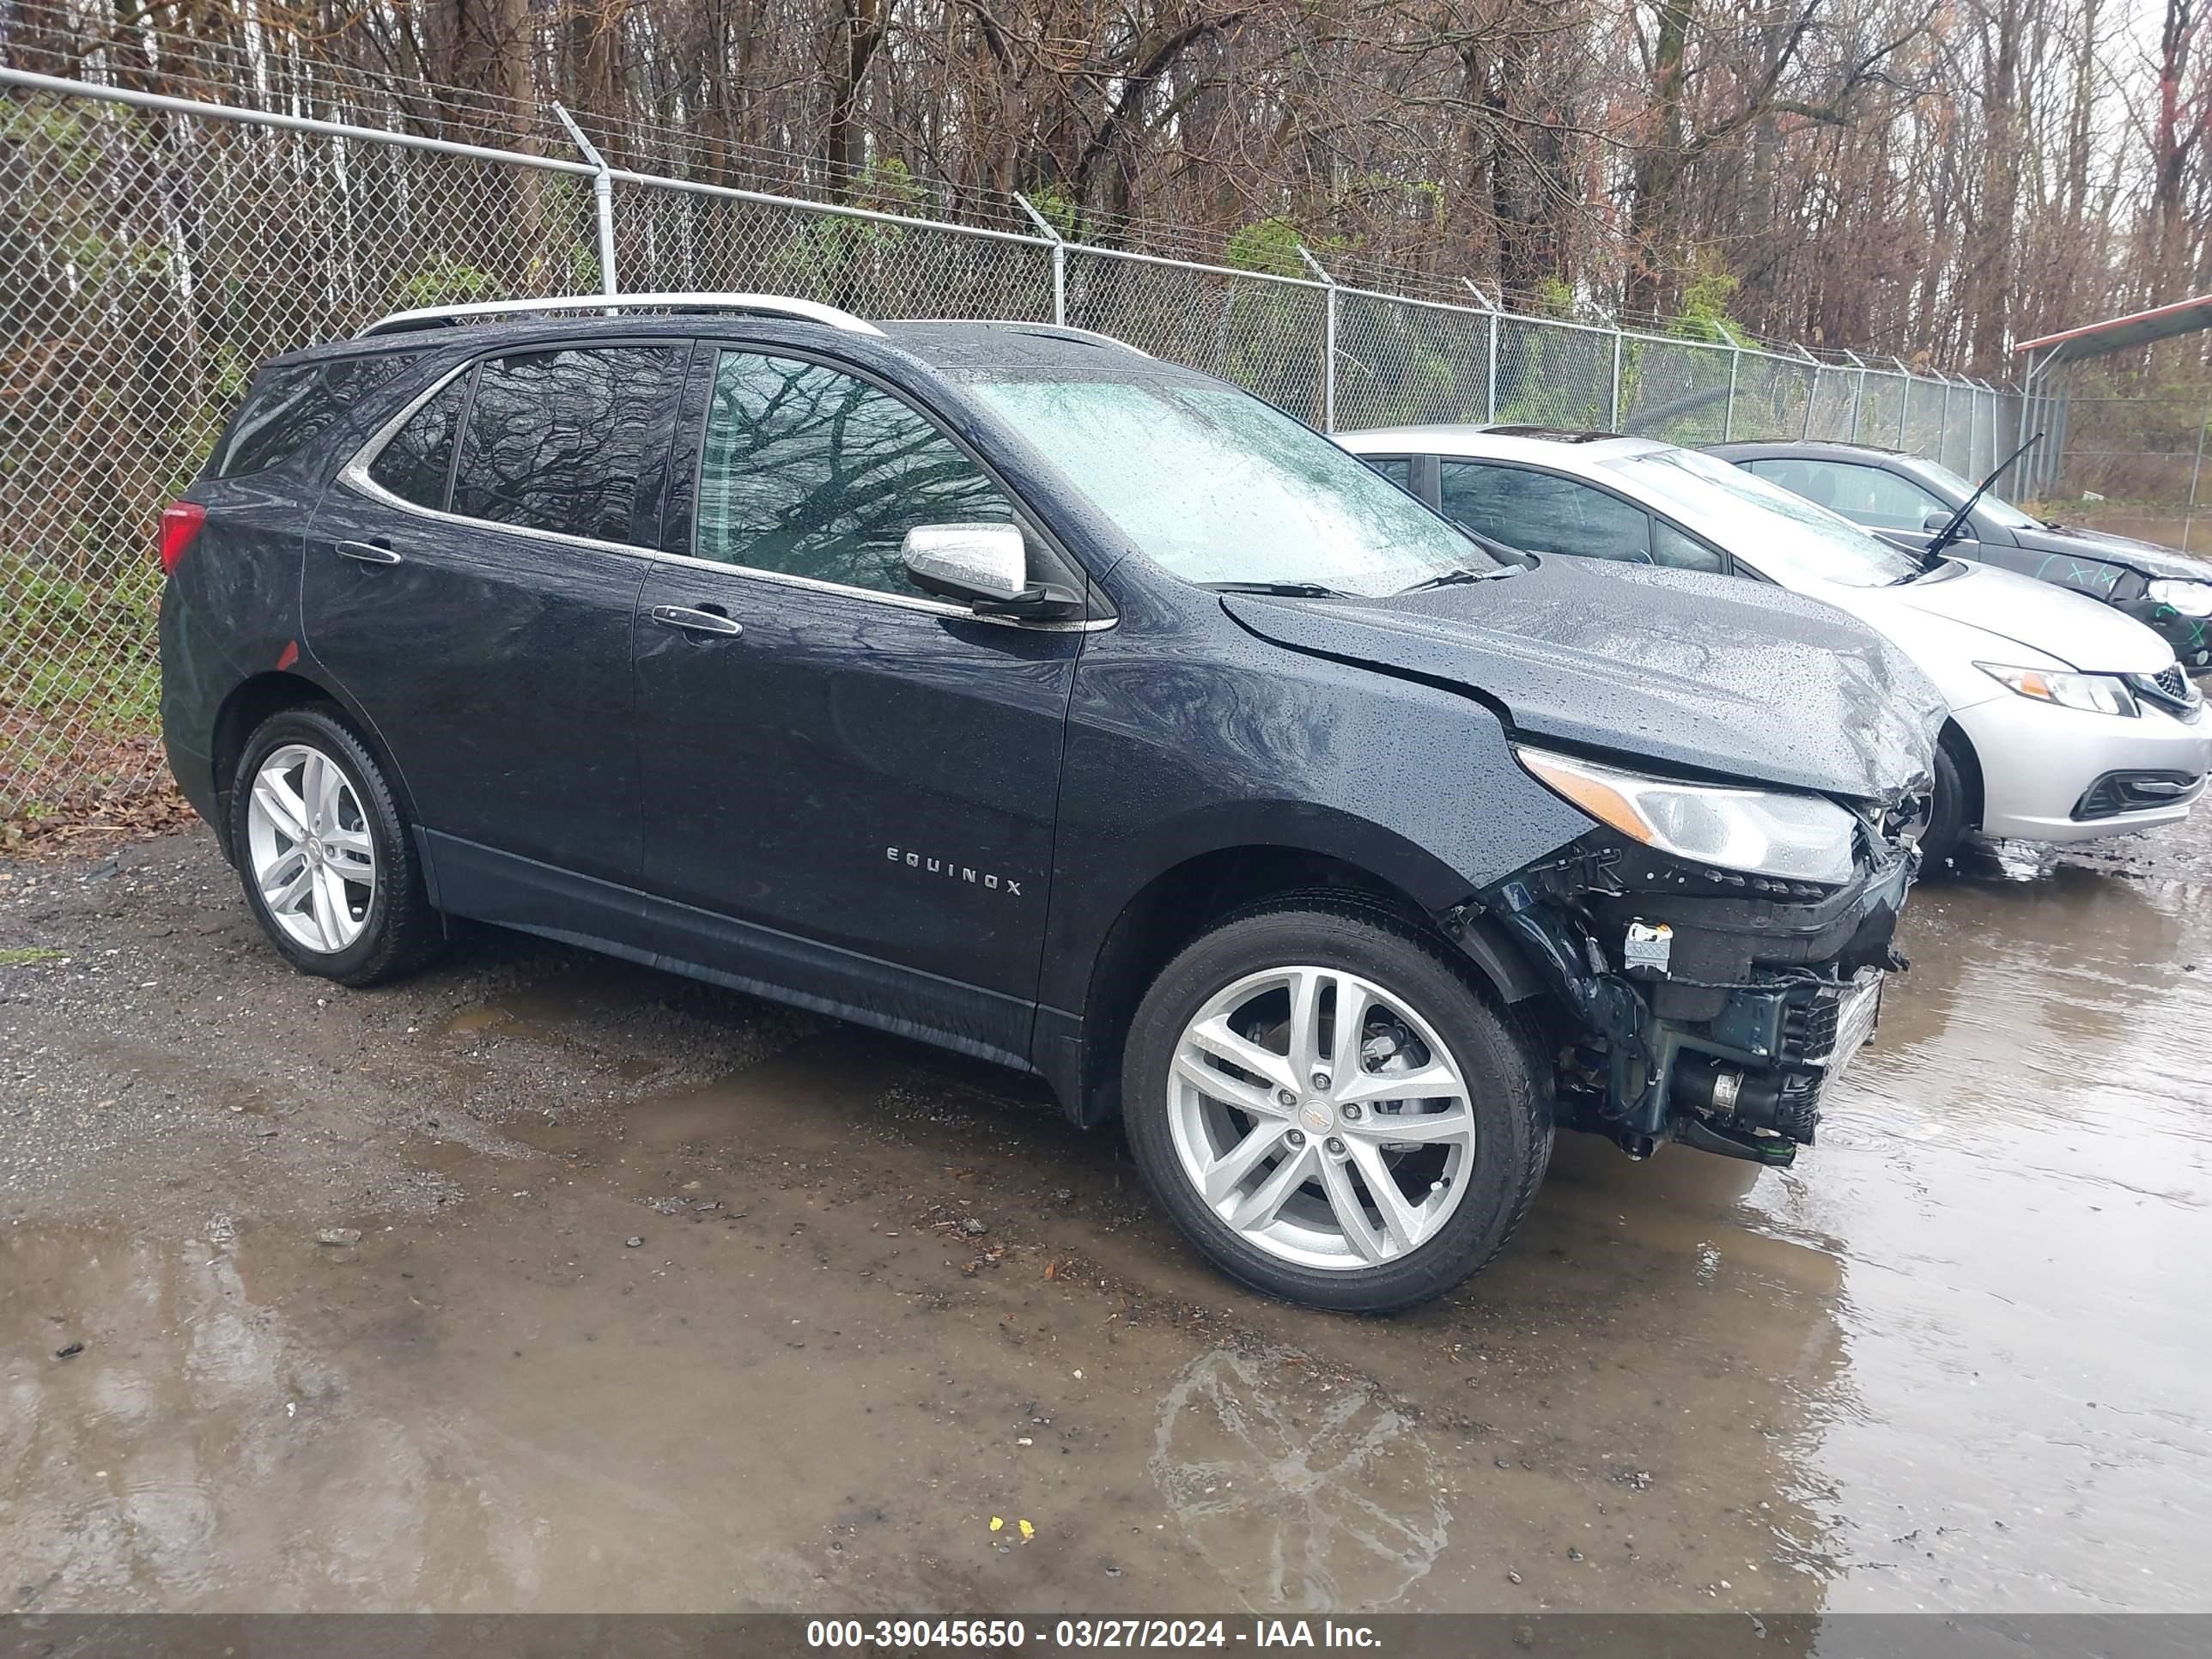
[2004,295,2212,499]
[2014,294,2212,370]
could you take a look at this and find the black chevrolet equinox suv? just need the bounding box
[160,294,1943,1310]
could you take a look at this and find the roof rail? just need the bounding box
[358,292,885,339]
[881,318,1152,358]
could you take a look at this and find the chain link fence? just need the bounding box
[0,68,2021,822]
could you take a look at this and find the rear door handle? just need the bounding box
[651,605,743,638]
[336,539,403,565]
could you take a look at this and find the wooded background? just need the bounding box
[4,0,2203,377]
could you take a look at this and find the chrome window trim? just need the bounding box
[341,359,1112,634]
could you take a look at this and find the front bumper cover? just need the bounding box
[1472,830,1917,1164]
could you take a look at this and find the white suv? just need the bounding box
[1338,425,2208,863]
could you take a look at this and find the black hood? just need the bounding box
[1223,557,1943,802]
[2015,522,2212,581]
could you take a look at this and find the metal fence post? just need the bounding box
[2185,386,2209,552]
[1722,344,1741,441]
[1610,328,1624,430]
[552,103,618,297]
[1843,350,1867,441]
[1013,191,1065,325]
[1793,344,1819,438]
[1297,245,1337,434]
[1462,280,1500,422]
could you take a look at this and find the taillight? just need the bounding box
[159,500,206,574]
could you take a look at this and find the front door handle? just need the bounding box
[651,605,743,638]
[336,539,404,565]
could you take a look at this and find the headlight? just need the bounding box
[1516,747,1858,884]
[2147,579,2212,618]
[1975,662,2139,717]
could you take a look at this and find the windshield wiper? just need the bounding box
[1396,566,1519,594]
[1198,580,1343,598]
[1926,432,2041,562]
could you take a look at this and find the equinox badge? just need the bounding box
[885,847,1024,896]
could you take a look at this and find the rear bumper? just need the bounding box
[1955,691,2210,842]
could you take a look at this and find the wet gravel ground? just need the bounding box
[3,816,2210,1618]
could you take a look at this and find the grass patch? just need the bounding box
[0,946,69,966]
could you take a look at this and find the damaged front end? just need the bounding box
[1452,750,1928,1166]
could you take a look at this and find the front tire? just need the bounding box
[228,705,442,987]
[1921,738,1972,869]
[1122,900,1551,1313]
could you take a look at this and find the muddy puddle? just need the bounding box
[4,848,2209,1617]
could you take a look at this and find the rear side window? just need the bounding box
[695,350,1014,595]
[1363,456,1413,489]
[210,356,409,479]
[449,346,684,545]
[367,373,469,510]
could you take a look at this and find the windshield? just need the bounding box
[963,377,1502,596]
[1909,456,2042,530]
[1603,447,1923,588]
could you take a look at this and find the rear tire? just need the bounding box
[1921,738,1972,869]
[1121,899,1551,1313]
[228,706,443,987]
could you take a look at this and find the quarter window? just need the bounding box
[1363,456,1414,490]
[1438,461,1651,562]
[214,355,409,480]
[1651,520,1727,574]
[696,351,1014,596]
[448,346,683,545]
[366,373,468,510]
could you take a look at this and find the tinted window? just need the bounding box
[1750,459,1947,532]
[1438,462,1651,562]
[366,373,468,510]
[1364,456,1413,489]
[697,352,1014,595]
[450,346,681,545]
[213,356,409,479]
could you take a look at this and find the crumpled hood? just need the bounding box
[2023,524,2212,583]
[1873,560,2174,673]
[1221,557,1943,802]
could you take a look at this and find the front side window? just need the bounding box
[696,352,1015,596]
[366,373,468,510]
[449,346,683,545]
[963,378,1502,596]
[1438,461,1650,562]
[1750,459,1948,532]
[1905,457,2042,530]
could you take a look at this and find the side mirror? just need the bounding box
[901,523,1082,620]
[1923,509,1974,540]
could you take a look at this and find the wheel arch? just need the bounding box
[1053,839,1545,1130]
[1939,716,1984,830]
[210,670,420,860]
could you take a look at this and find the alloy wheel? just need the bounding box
[244,743,377,954]
[1166,965,1477,1272]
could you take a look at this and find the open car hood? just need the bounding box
[1221,557,1943,803]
